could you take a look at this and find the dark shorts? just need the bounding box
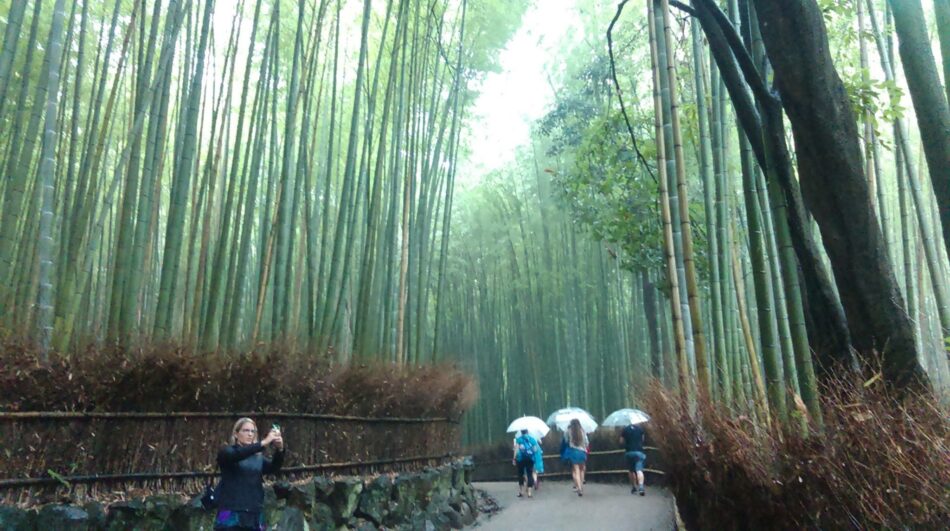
[625,451,646,472]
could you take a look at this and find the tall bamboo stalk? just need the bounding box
[649,0,689,399]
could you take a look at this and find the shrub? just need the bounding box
[0,339,474,417]
[645,377,949,529]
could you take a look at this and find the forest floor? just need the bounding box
[472,480,676,530]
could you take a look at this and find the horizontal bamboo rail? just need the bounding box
[0,453,460,489]
[473,468,666,483]
[478,447,660,466]
[0,411,457,423]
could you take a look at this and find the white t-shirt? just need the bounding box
[566,431,588,450]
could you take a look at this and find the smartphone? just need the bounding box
[272,423,281,433]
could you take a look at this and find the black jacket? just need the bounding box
[215,442,284,512]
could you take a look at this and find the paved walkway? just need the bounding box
[472,480,676,530]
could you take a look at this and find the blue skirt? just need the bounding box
[564,447,587,465]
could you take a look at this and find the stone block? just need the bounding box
[435,465,453,492]
[441,506,464,530]
[350,517,379,531]
[328,477,363,525]
[105,497,178,531]
[461,457,474,484]
[458,502,476,526]
[263,483,289,526]
[287,481,316,513]
[427,510,453,531]
[388,475,422,525]
[312,476,335,502]
[0,506,35,531]
[416,468,437,496]
[82,501,107,529]
[105,499,150,530]
[398,513,437,531]
[273,481,294,500]
[168,496,214,531]
[355,475,393,525]
[144,494,179,523]
[275,506,309,530]
[463,483,477,503]
[426,491,450,518]
[450,462,463,489]
[36,504,92,530]
[305,502,335,531]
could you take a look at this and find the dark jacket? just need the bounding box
[621,424,645,453]
[216,442,284,512]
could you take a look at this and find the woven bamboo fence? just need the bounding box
[0,411,460,504]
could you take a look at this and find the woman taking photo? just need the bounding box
[214,418,285,530]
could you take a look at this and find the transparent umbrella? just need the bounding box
[602,408,650,427]
[506,416,550,440]
[545,407,589,425]
[546,407,598,433]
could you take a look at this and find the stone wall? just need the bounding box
[0,459,477,530]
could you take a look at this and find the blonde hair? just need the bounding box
[569,418,585,447]
[230,417,257,445]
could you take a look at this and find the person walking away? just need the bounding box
[214,418,285,530]
[620,421,647,495]
[512,429,538,498]
[565,419,589,496]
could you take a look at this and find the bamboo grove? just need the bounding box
[2,0,950,447]
[0,0,526,362]
[453,0,950,444]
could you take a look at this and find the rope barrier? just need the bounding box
[474,468,666,483]
[478,446,660,466]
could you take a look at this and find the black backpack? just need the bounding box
[200,480,219,510]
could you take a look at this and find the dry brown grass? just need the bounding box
[0,338,474,418]
[644,377,949,529]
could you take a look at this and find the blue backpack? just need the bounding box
[516,434,537,461]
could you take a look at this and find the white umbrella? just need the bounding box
[602,408,650,427]
[506,416,550,440]
[547,407,598,433]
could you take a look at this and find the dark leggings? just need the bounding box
[517,458,535,487]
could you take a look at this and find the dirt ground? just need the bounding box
[472,480,676,530]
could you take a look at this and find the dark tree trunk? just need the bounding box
[759,102,854,376]
[888,0,950,260]
[689,0,855,375]
[750,0,926,389]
